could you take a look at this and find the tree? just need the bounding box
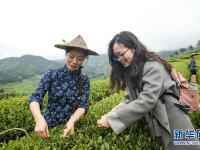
[174,51,179,55]
[196,40,200,49]
[188,45,194,51]
[179,48,186,53]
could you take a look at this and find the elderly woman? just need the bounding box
[29,35,98,138]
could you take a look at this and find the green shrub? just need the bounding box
[0,80,112,142]
[1,91,200,149]
[0,96,34,142]
[0,93,163,150]
[90,79,114,104]
[190,112,200,129]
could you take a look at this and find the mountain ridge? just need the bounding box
[0,54,109,83]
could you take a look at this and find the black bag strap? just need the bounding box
[163,92,179,100]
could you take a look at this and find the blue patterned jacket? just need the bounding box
[29,65,89,128]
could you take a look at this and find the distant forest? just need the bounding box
[0,54,109,84]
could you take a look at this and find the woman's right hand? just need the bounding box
[34,116,49,138]
[111,107,117,112]
[97,116,110,128]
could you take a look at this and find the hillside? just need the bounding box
[80,54,109,79]
[157,48,199,57]
[0,54,109,84]
[1,49,200,84]
[0,55,62,83]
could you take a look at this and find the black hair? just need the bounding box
[108,31,172,91]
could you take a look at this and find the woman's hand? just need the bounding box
[97,116,110,128]
[63,122,75,138]
[111,107,117,112]
[34,116,49,138]
[96,106,116,128]
[63,108,85,138]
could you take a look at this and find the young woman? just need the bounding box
[97,31,200,150]
[29,35,98,138]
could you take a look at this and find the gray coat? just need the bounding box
[105,61,200,150]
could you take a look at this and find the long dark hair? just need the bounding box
[77,66,84,98]
[108,31,172,91]
[65,49,88,109]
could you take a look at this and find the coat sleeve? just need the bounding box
[106,62,166,134]
[78,75,90,111]
[28,69,53,109]
[114,88,131,109]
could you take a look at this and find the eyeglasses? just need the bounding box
[112,48,129,62]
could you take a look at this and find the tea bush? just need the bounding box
[0,93,164,150]
[0,80,112,142]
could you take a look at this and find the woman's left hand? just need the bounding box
[97,116,110,128]
[63,122,75,138]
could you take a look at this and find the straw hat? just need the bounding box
[55,35,99,56]
[190,53,198,57]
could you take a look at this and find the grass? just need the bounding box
[0,75,41,95]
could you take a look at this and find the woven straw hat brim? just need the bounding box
[190,53,198,57]
[55,44,99,56]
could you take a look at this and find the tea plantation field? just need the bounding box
[0,51,200,149]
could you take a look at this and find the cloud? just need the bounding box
[0,0,200,59]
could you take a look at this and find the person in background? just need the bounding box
[29,35,98,138]
[189,53,198,83]
[189,53,198,75]
[97,31,200,150]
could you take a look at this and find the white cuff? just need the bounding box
[105,111,126,135]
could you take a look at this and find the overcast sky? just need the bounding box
[0,0,200,60]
